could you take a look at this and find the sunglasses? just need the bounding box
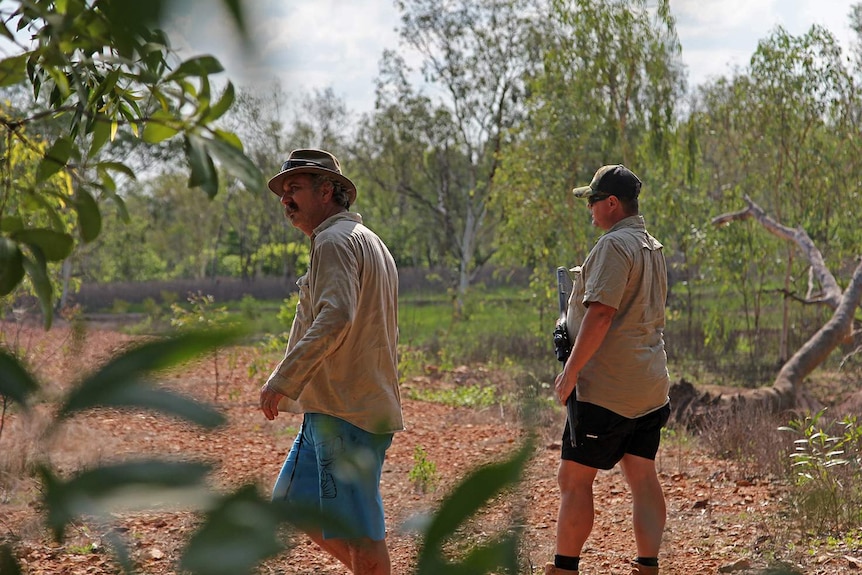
[587,194,611,206]
[280,158,327,171]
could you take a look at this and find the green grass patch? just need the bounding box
[405,384,499,408]
[399,287,551,368]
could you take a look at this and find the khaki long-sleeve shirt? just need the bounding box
[266,212,403,434]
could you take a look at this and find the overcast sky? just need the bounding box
[171,0,858,114]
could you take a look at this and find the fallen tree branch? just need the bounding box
[672,202,862,425]
[711,195,843,309]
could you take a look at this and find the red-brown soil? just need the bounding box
[2,323,861,574]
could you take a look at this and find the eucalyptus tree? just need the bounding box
[852,3,862,69]
[354,0,541,316]
[0,0,261,327]
[353,50,463,271]
[494,0,685,290]
[218,86,355,281]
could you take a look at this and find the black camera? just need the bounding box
[553,322,572,363]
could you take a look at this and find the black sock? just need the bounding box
[636,557,659,567]
[554,555,580,570]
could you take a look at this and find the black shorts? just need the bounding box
[561,401,671,470]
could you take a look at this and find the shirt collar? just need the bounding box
[607,215,645,234]
[311,212,362,239]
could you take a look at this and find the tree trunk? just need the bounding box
[57,258,73,312]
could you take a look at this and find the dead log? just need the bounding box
[670,197,862,426]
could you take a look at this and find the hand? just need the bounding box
[554,371,575,406]
[259,383,285,420]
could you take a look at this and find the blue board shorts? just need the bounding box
[561,401,671,470]
[271,413,393,541]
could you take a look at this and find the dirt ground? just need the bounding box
[2,323,862,574]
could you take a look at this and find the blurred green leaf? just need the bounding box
[110,193,131,223]
[97,161,136,179]
[0,544,22,575]
[0,216,24,233]
[88,118,111,158]
[12,228,74,261]
[416,440,531,574]
[202,81,235,124]
[41,460,212,541]
[29,191,66,230]
[180,485,287,575]
[56,329,241,425]
[454,533,519,574]
[74,189,102,242]
[22,250,53,329]
[0,20,14,41]
[60,380,226,428]
[168,55,224,80]
[0,348,39,409]
[36,137,73,182]
[86,69,120,109]
[0,54,28,87]
[185,135,218,197]
[207,133,263,191]
[218,0,247,39]
[0,238,25,295]
[143,109,181,143]
[181,486,350,575]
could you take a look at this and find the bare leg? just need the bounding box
[554,459,599,557]
[348,537,391,575]
[308,532,391,575]
[619,454,666,557]
[308,531,353,568]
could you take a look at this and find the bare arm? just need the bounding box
[554,301,616,405]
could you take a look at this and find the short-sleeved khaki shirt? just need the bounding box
[565,215,669,418]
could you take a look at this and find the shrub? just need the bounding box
[170,292,237,401]
[779,409,862,534]
[697,402,794,479]
[408,445,438,494]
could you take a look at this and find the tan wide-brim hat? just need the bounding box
[267,149,357,205]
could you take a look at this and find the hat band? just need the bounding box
[280,158,329,171]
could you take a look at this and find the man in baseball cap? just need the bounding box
[546,163,670,575]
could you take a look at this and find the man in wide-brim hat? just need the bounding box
[259,149,403,575]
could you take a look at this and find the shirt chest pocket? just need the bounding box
[295,274,313,325]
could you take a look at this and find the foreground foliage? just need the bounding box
[0,0,261,328]
[0,328,533,574]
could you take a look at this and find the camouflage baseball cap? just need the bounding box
[572,164,641,200]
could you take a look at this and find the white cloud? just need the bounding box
[170,0,858,112]
[673,0,856,88]
[169,0,401,111]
